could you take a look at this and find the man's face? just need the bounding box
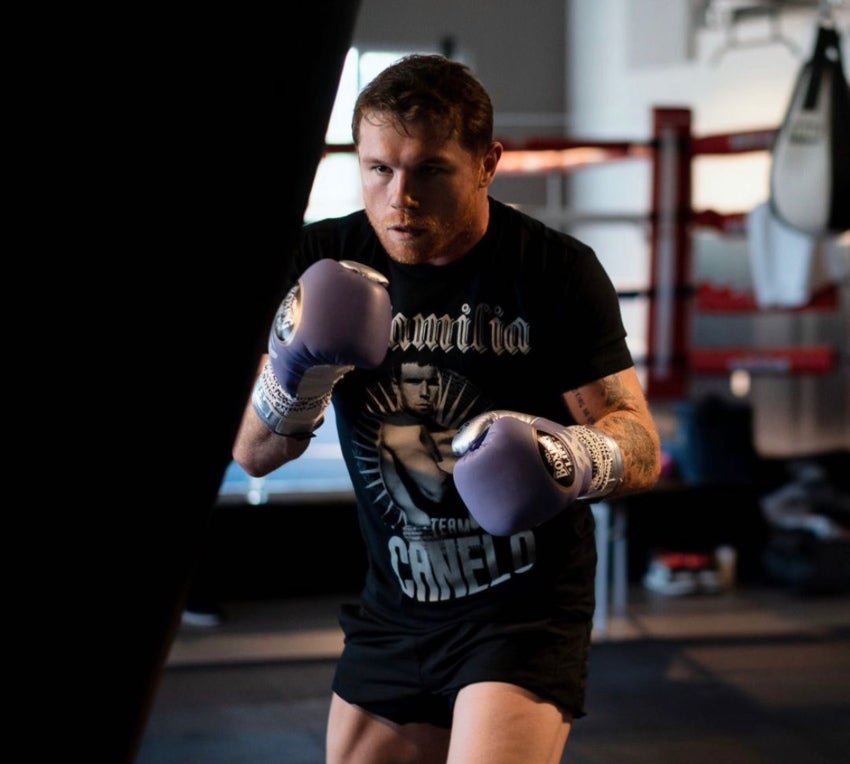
[356,113,498,266]
[399,363,438,415]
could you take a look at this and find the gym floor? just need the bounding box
[137,584,850,764]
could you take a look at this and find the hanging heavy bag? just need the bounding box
[770,22,850,235]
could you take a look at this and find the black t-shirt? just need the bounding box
[287,198,633,624]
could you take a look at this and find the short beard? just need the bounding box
[370,217,477,266]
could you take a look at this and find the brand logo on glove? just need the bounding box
[537,434,575,487]
[273,286,301,344]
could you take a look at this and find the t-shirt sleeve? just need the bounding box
[559,239,634,387]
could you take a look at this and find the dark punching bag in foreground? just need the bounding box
[770,19,850,235]
[98,5,362,762]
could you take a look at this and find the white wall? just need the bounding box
[567,0,849,213]
[352,0,568,142]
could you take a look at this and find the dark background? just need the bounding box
[82,5,364,762]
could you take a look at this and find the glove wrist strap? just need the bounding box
[252,360,350,438]
[568,425,624,499]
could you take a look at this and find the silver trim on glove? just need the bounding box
[451,409,536,455]
[251,360,350,438]
[339,260,389,286]
[569,425,624,499]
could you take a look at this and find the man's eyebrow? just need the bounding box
[418,155,452,166]
[359,153,453,166]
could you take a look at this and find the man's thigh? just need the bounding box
[326,692,450,764]
[447,681,572,764]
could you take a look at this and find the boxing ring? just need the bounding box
[495,108,841,396]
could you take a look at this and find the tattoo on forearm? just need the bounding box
[573,389,593,423]
[605,415,658,489]
[571,376,632,425]
[569,374,660,492]
[601,375,628,409]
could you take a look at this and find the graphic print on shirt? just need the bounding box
[350,361,538,603]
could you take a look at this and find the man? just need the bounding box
[233,54,661,764]
[378,361,460,532]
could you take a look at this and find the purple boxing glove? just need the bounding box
[451,410,623,536]
[252,259,392,438]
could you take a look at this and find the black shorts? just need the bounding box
[332,602,592,729]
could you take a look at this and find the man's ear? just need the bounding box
[480,142,503,186]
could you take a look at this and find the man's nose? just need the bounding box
[390,173,417,208]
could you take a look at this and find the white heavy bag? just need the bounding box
[770,24,850,235]
[746,201,819,308]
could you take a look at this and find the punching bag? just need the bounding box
[770,21,850,235]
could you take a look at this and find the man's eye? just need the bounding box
[374,165,391,175]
